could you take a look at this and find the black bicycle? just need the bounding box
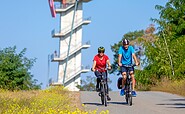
[99,70,108,106]
[92,68,108,107]
[118,64,136,106]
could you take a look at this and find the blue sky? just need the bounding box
[0,0,167,90]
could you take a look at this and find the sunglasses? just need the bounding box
[98,51,104,53]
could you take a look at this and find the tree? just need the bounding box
[151,0,185,78]
[153,0,185,38]
[77,76,96,91]
[133,0,185,87]
[0,46,41,90]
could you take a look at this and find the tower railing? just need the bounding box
[64,65,90,84]
[55,4,75,12]
[49,65,90,86]
[51,17,91,37]
[51,41,90,61]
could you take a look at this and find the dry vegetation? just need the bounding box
[151,79,185,97]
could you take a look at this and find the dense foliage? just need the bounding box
[0,46,41,90]
[110,0,185,90]
[152,0,185,78]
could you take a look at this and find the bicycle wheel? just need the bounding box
[126,94,128,104]
[103,83,107,107]
[128,82,132,106]
[100,84,104,105]
[128,93,132,106]
[125,85,128,104]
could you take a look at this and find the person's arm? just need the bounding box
[92,60,96,72]
[106,59,112,70]
[118,54,122,66]
[118,47,122,66]
[131,46,139,66]
[132,53,139,66]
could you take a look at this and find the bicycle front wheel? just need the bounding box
[128,92,132,106]
[100,84,104,105]
[128,82,132,106]
[103,83,107,107]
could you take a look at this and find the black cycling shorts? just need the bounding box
[120,66,134,74]
[94,71,107,79]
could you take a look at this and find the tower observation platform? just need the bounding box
[48,0,91,91]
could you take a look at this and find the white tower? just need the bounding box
[49,0,91,91]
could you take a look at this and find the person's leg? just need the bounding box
[121,66,127,89]
[122,72,127,88]
[120,66,127,96]
[96,78,101,91]
[95,71,101,91]
[129,67,137,96]
[130,71,135,91]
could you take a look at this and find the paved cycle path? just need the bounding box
[80,91,185,114]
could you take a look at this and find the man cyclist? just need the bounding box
[92,46,112,101]
[118,39,139,97]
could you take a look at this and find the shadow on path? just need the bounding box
[82,102,103,106]
[82,101,128,106]
[156,98,185,108]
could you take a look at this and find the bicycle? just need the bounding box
[117,64,136,106]
[92,68,109,107]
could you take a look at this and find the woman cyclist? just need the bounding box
[92,46,112,101]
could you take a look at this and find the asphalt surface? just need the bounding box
[80,91,185,114]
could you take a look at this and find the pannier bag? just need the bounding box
[117,77,123,89]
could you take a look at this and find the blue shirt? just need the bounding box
[118,46,135,65]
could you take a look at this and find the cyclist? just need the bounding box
[92,46,112,101]
[118,39,139,97]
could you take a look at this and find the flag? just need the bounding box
[48,0,56,18]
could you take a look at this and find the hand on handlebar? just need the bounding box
[135,62,140,66]
[118,63,122,67]
[107,66,112,70]
[135,62,139,66]
[91,67,111,72]
[91,68,96,72]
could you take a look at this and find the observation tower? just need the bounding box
[48,0,91,91]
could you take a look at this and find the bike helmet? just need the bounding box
[122,39,130,45]
[98,46,105,53]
